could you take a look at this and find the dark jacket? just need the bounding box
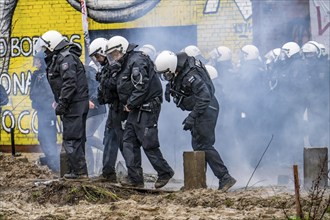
[97,60,121,106]
[117,45,162,109]
[170,56,215,118]
[45,43,89,106]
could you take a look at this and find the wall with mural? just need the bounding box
[0,0,254,147]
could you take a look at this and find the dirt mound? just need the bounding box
[0,154,53,188]
[29,181,144,205]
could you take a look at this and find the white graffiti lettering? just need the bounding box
[0,71,32,96]
[1,109,62,134]
[0,34,82,58]
[17,110,30,134]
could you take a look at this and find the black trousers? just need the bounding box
[122,107,174,183]
[102,105,125,176]
[191,98,229,180]
[62,100,89,175]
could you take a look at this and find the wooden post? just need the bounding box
[60,144,69,177]
[10,128,15,157]
[293,165,304,220]
[183,151,206,190]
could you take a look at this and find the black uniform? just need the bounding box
[30,62,59,171]
[45,42,89,176]
[97,60,126,180]
[117,45,174,186]
[168,53,234,187]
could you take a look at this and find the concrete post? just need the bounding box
[303,147,328,189]
[183,151,206,190]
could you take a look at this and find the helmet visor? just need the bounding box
[106,52,116,64]
[34,37,49,53]
[90,56,101,68]
[106,50,123,63]
[279,49,289,61]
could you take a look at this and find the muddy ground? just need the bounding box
[0,153,329,220]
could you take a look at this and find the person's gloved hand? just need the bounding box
[165,83,171,102]
[182,114,196,131]
[55,103,68,115]
[95,72,101,82]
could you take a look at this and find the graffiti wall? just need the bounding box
[310,0,330,50]
[0,0,253,146]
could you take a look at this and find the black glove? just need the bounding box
[182,114,196,131]
[95,72,101,82]
[165,83,171,102]
[97,88,105,105]
[55,103,68,115]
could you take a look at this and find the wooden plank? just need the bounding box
[183,151,206,190]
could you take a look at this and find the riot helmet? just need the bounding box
[279,42,301,61]
[154,50,178,81]
[105,35,129,63]
[301,42,319,59]
[139,44,157,60]
[209,46,232,63]
[89,38,108,66]
[34,30,65,53]
[183,45,201,57]
[240,45,260,61]
[205,65,218,80]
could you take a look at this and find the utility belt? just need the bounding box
[137,96,162,123]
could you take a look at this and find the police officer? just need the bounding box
[105,36,174,188]
[35,30,89,179]
[274,42,305,163]
[235,45,269,166]
[301,41,329,147]
[155,50,236,191]
[89,37,124,182]
[30,51,59,172]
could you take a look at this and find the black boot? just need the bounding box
[218,174,236,191]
